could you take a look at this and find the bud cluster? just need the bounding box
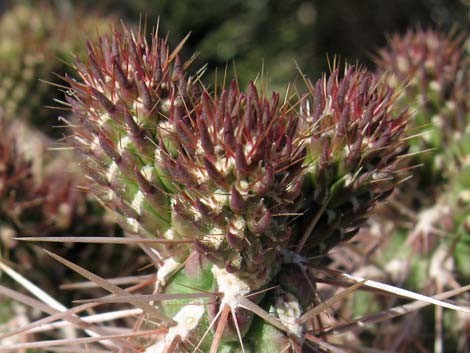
[163,81,306,274]
[298,68,408,256]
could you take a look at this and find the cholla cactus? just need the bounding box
[328,29,470,352]
[0,110,122,297]
[0,115,44,237]
[373,28,470,270]
[376,29,469,184]
[62,25,410,353]
[0,3,115,134]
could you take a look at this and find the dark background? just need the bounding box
[76,0,468,88]
[1,0,468,89]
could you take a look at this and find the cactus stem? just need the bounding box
[295,199,330,253]
[147,304,205,353]
[274,292,303,337]
[211,265,251,309]
[156,257,182,287]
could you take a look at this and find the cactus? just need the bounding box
[0,3,115,135]
[61,26,409,352]
[376,29,469,186]
[0,109,132,302]
[0,114,47,238]
[327,29,470,352]
[373,28,470,287]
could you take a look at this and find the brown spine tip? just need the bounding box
[203,157,225,187]
[235,144,249,176]
[253,210,272,233]
[229,186,245,213]
[225,230,245,251]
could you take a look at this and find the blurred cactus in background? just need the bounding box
[327,29,470,352]
[0,113,80,239]
[0,110,128,297]
[0,2,115,136]
[377,29,469,186]
[373,28,470,288]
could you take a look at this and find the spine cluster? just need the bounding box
[64,26,410,352]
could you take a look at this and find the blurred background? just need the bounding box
[1,0,468,91]
[90,0,469,88]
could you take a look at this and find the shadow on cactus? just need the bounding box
[2,25,468,353]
